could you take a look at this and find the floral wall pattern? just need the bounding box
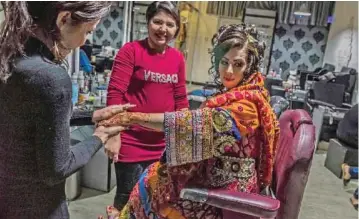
[93,6,124,48]
[270,24,329,76]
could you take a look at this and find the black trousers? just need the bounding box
[113,160,155,211]
[337,130,358,149]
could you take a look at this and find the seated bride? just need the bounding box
[99,23,280,219]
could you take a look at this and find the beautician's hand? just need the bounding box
[92,104,136,123]
[93,125,126,145]
[104,133,121,162]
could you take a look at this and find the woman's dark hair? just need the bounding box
[208,24,266,91]
[146,1,180,37]
[0,1,111,82]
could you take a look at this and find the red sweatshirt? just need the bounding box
[107,39,189,163]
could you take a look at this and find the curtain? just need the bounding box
[206,1,334,27]
[277,1,333,27]
[246,1,278,10]
[206,1,246,18]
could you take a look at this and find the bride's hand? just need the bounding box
[97,111,134,127]
[92,104,135,124]
[104,133,121,162]
[97,111,151,127]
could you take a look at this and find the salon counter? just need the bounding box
[70,109,95,126]
[69,108,116,195]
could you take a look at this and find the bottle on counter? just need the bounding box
[278,68,283,79]
[96,86,108,106]
[78,71,85,92]
[71,82,79,106]
[71,73,79,106]
[93,95,102,107]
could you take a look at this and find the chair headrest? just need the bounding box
[279,110,313,133]
[323,63,336,72]
[340,67,357,75]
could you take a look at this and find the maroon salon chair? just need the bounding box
[180,109,316,219]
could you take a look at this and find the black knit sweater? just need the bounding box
[0,37,102,219]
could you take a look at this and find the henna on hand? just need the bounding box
[97,112,151,127]
[97,111,132,127]
[130,113,151,123]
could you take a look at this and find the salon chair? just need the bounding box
[270,96,290,118]
[95,56,114,73]
[187,82,219,110]
[314,67,357,104]
[264,77,283,96]
[181,109,315,219]
[339,67,357,103]
[322,63,336,72]
[298,63,336,90]
[306,81,352,148]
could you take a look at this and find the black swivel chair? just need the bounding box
[264,77,283,96]
[298,63,337,90]
[323,63,336,72]
[307,81,352,148]
[341,67,357,101]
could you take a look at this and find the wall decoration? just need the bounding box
[270,23,328,75]
[93,6,124,48]
[275,26,287,39]
[294,29,305,41]
[283,38,294,51]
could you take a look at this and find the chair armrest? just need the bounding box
[307,99,336,108]
[70,109,94,126]
[342,103,353,109]
[180,188,280,218]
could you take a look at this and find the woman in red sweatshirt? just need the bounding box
[106,1,189,211]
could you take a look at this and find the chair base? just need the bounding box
[324,138,358,178]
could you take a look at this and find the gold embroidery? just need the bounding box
[214,135,239,155]
[176,110,193,165]
[212,109,233,133]
[210,156,256,188]
[202,108,214,159]
[165,108,215,167]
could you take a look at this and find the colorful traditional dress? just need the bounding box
[106,72,280,219]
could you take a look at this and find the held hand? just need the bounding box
[92,104,136,123]
[93,125,127,144]
[97,111,133,127]
[104,133,121,162]
[97,112,150,127]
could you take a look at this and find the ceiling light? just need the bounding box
[294,2,311,17]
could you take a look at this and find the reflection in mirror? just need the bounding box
[176,2,244,85]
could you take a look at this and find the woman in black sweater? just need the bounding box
[0,2,128,219]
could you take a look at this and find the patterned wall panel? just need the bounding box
[270,24,328,76]
[93,6,124,48]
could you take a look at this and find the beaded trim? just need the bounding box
[192,109,203,161]
[164,109,214,167]
[176,110,193,165]
[165,112,176,165]
[202,108,214,159]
